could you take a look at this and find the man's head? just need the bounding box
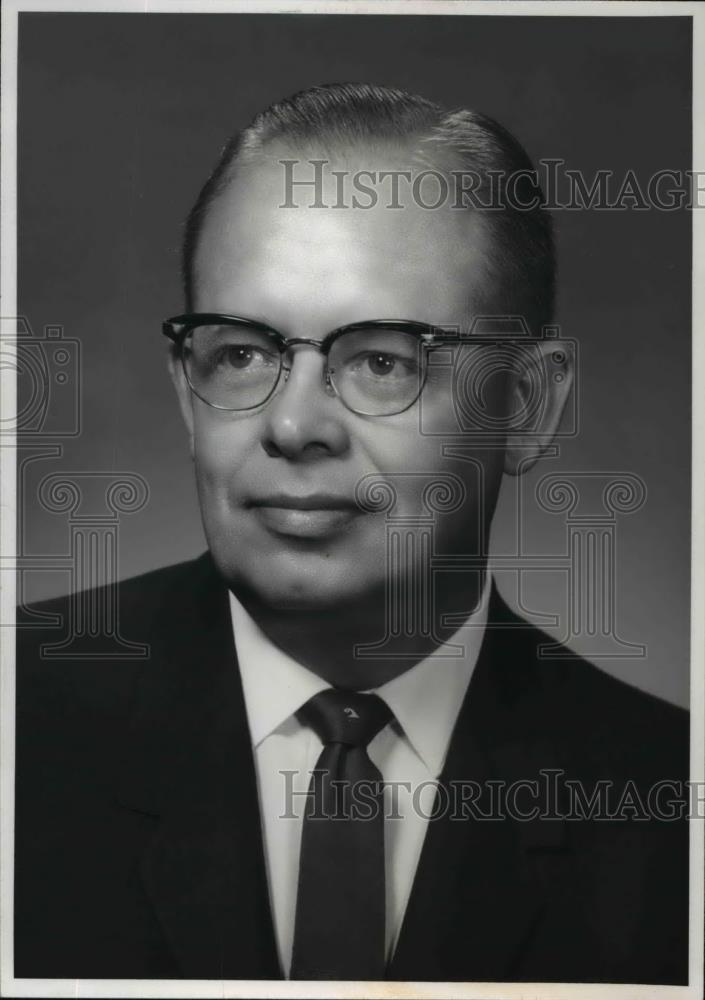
[183,83,555,334]
[168,83,572,614]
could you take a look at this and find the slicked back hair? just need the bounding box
[182,82,554,335]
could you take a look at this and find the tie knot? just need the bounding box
[297,689,392,748]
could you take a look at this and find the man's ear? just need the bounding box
[503,338,574,476]
[167,349,195,459]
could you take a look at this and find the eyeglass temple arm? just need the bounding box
[422,332,538,347]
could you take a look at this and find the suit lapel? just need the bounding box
[115,553,281,979]
[390,587,571,981]
[116,563,572,980]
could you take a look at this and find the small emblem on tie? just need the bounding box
[344,707,359,720]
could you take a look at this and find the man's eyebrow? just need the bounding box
[210,310,282,330]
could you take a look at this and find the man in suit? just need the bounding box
[15,83,689,984]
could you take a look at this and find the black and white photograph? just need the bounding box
[1,2,703,998]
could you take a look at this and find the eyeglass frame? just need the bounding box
[162,311,531,417]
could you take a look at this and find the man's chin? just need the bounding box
[212,554,381,613]
[247,575,376,612]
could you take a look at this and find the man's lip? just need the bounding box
[250,504,360,540]
[247,494,360,511]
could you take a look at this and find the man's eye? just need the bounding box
[216,344,276,370]
[350,352,418,379]
[367,353,397,377]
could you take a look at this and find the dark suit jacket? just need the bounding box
[15,552,689,982]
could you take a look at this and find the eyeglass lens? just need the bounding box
[182,322,426,415]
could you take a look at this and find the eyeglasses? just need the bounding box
[162,312,520,417]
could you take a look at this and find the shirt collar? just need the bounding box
[372,575,490,776]
[230,574,490,778]
[229,593,330,747]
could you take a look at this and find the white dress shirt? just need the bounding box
[229,579,490,976]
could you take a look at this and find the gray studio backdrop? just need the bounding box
[17,13,691,707]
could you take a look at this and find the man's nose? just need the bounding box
[261,347,350,460]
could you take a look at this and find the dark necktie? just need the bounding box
[290,688,392,981]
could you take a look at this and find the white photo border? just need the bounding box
[1,3,703,999]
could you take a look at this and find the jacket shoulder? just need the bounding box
[15,553,214,714]
[17,554,205,634]
[491,595,689,782]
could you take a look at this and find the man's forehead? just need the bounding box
[195,144,489,296]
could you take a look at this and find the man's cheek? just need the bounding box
[194,451,239,526]
[194,423,245,481]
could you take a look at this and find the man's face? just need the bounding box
[175,147,508,610]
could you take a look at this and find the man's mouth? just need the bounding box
[246,493,362,539]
